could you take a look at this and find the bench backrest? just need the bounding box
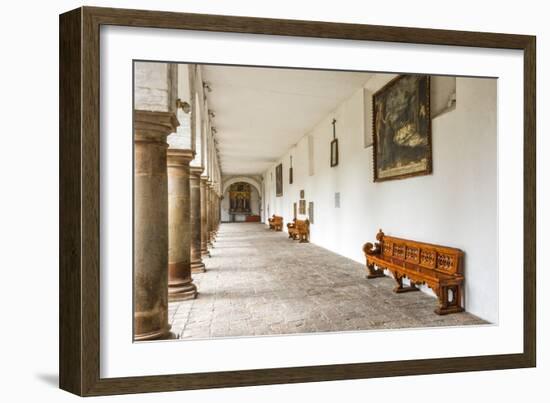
[380,232,463,276]
[295,219,309,232]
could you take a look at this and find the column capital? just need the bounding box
[167,148,195,167]
[190,166,204,177]
[134,110,179,143]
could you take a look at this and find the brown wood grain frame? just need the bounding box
[60,6,536,396]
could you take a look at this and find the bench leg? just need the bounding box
[366,263,385,279]
[393,275,419,293]
[434,284,464,315]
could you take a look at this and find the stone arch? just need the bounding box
[222,176,262,197]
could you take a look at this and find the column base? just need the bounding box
[134,324,172,342]
[168,281,198,302]
[191,260,206,273]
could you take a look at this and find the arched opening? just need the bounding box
[221,181,262,222]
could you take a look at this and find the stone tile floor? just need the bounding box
[169,223,487,340]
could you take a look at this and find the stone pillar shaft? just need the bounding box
[190,167,205,273]
[134,110,176,341]
[213,193,219,233]
[167,149,198,301]
[200,177,208,256]
[207,184,214,246]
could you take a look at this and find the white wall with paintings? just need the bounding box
[263,75,497,323]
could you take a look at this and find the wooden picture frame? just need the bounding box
[372,75,432,182]
[299,199,306,215]
[289,166,293,184]
[60,6,536,396]
[275,163,283,196]
[330,138,339,167]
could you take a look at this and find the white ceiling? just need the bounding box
[202,65,372,176]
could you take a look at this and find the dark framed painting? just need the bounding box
[330,138,339,167]
[299,199,306,215]
[60,6,535,397]
[289,167,293,184]
[275,163,283,196]
[293,202,297,220]
[372,75,432,182]
[300,189,305,199]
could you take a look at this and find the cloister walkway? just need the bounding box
[169,223,486,339]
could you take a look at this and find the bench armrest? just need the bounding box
[363,242,381,256]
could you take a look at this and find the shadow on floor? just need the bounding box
[35,373,58,388]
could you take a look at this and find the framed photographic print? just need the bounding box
[60,6,535,397]
[373,75,432,181]
[308,201,314,224]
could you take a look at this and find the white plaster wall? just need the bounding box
[221,186,261,222]
[263,76,497,322]
[134,61,176,112]
[168,64,192,150]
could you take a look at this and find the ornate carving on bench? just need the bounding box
[268,215,283,231]
[287,219,310,243]
[363,240,385,279]
[362,229,465,315]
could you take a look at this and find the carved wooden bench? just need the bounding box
[363,229,465,315]
[268,215,283,231]
[287,219,297,238]
[287,219,310,243]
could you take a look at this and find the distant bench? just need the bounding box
[268,215,283,231]
[363,229,465,315]
[287,219,310,243]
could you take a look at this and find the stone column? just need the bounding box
[190,167,206,273]
[214,193,220,234]
[218,194,221,227]
[167,149,198,301]
[207,183,214,247]
[213,192,217,234]
[200,177,208,256]
[134,110,176,341]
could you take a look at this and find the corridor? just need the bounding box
[132,62,498,341]
[169,223,486,339]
